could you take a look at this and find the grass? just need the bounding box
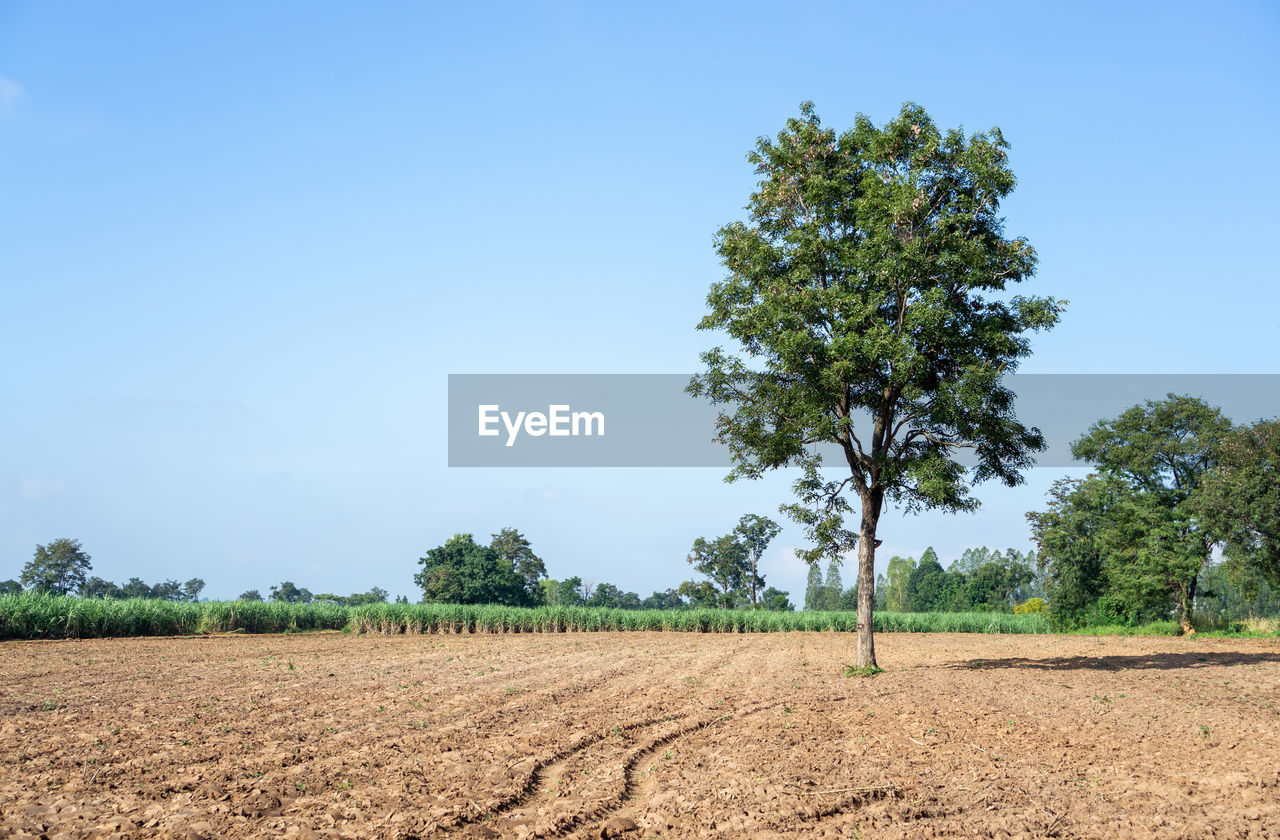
[3,592,1275,640]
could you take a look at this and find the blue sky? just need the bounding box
[2,1,1277,600]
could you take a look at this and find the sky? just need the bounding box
[2,1,1278,601]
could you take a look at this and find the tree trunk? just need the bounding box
[1178,574,1198,635]
[855,491,884,668]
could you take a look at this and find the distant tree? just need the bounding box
[677,579,720,608]
[415,534,527,605]
[733,514,781,607]
[578,578,597,603]
[1028,477,1113,627]
[270,581,313,604]
[182,578,206,603]
[120,577,154,599]
[147,579,182,601]
[346,587,389,606]
[589,582,625,608]
[395,594,409,605]
[883,555,916,611]
[803,564,823,611]
[21,538,92,595]
[313,593,347,605]
[760,586,794,611]
[906,556,951,612]
[642,588,684,610]
[687,534,751,608]
[80,576,122,599]
[554,576,584,606]
[1071,395,1233,629]
[820,558,843,611]
[238,589,264,602]
[1194,419,1280,589]
[0,579,22,596]
[490,528,548,603]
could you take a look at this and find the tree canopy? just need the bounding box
[690,102,1062,666]
[21,538,92,596]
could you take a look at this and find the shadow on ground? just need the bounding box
[948,650,1280,671]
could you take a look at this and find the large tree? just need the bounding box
[733,514,781,607]
[21,538,93,596]
[686,534,752,608]
[690,102,1061,666]
[415,534,528,606]
[489,528,548,604]
[1070,394,1233,629]
[1193,418,1280,588]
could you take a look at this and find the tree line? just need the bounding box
[803,546,1043,613]
[1029,396,1280,630]
[413,524,796,612]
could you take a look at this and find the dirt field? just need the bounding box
[1,632,1277,840]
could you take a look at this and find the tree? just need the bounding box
[554,577,584,606]
[689,103,1061,667]
[820,558,843,611]
[1071,395,1233,629]
[0,580,22,596]
[803,564,823,611]
[152,579,184,601]
[883,554,916,611]
[642,588,684,610]
[21,538,93,595]
[906,556,950,612]
[80,576,122,599]
[1194,419,1280,589]
[760,586,795,611]
[346,587,389,606]
[733,514,781,607]
[686,534,751,608]
[1028,477,1115,627]
[415,534,527,605]
[490,528,548,604]
[238,589,264,602]
[270,581,313,604]
[181,578,206,603]
[677,579,720,608]
[121,577,154,599]
[589,582,625,608]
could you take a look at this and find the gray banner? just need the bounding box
[448,374,1280,468]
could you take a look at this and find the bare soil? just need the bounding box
[1,631,1278,839]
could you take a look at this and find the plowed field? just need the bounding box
[2,632,1278,839]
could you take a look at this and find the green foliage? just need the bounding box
[685,515,779,608]
[1032,396,1234,628]
[0,580,22,596]
[415,534,529,606]
[21,538,93,596]
[883,555,917,611]
[181,578,206,602]
[489,528,548,604]
[803,564,823,611]
[689,102,1062,666]
[686,534,751,608]
[1194,419,1280,589]
[270,581,313,604]
[760,586,794,611]
[238,589,264,602]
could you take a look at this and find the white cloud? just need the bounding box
[0,77,22,110]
